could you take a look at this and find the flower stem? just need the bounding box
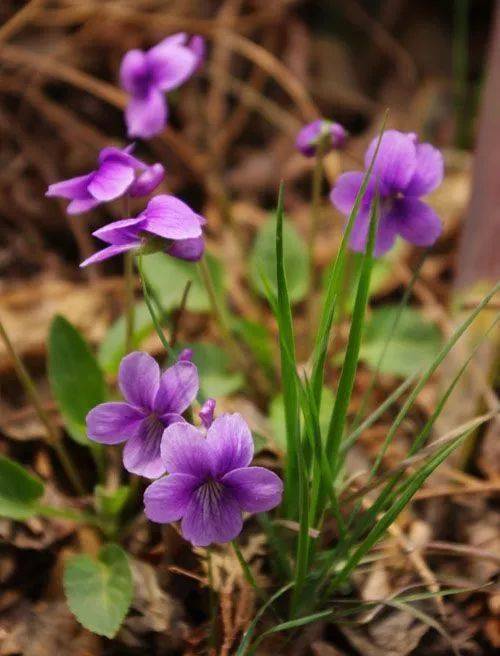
[122,194,135,353]
[307,135,329,345]
[198,258,246,369]
[0,318,85,496]
[308,137,328,267]
[231,540,261,594]
[124,250,135,353]
[137,253,171,355]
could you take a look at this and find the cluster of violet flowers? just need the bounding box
[46,34,207,267]
[297,121,444,255]
[45,32,444,549]
[45,33,283,548]
[87,352,282,546]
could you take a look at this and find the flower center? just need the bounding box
[133,66,155,99]
[144,413,164,438]
[195,478,224,514]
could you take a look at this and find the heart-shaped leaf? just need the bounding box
[64,543,133,638]
[141,252,224,313]
[250,215,310,304]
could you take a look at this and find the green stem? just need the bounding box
[170,280,192,348]
[124,250,135,353]
[350,249,428,430]
[137,253,171,355]
[307,133,329,346]
[0,318,85,496]
[123,195,135,353]
[231,540,262,595]
[198,258,247,370]
[308,136,328,267]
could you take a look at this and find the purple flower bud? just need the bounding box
[199,398,216,429]
[178,348,193,362]
[79,194,205,268]
[86,352,199,478]
[120,33,205,139]
[46,145,164,214]
[144,414,283,546]
[296,119,348,157]
[330,129,444,256]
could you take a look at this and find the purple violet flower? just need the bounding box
[80,194,205,267]
[296,119,347,157]
[86,352,199,478]
[46,145,164,215]
[144,414,283,546]
[120,33,205,139]
[330,129,444,256]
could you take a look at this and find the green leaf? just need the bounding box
[64,543,133,638]
[177,343,244,398]
[98,302,154,375]
[141,252,224,312]
[325,195,378,471]
[250,214,310,303]
[0,455,44,520]
[48,316,106,445]
[359,306,442,377]
[270,387,334,452]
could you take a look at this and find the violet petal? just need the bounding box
[86,402,144,444]
[154,360,199,417]
[118,351,160,410]
[205,413,254,477]
[222,466,283,512]
[144,473,199,523]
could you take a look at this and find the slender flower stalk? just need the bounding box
[197,258,248,374]
[0,318,85,495]
[307,134,330,344]
[231,540,262,594]
[124,250,135,353]
[122,195,135,353]
[137,253,171,354]
[308,133,330,266]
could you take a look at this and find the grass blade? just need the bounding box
[350,248,429,429]
[325,194,379,474]
[236,583,294,656]
[328,430,472,592]
[310,111,388,404]
[248,610,333,655]
[274,184,302,518]
[370,281,499,478]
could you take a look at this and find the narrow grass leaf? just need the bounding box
[236,583,294,655]
[325,194,379,473]
[310,112,388,403]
